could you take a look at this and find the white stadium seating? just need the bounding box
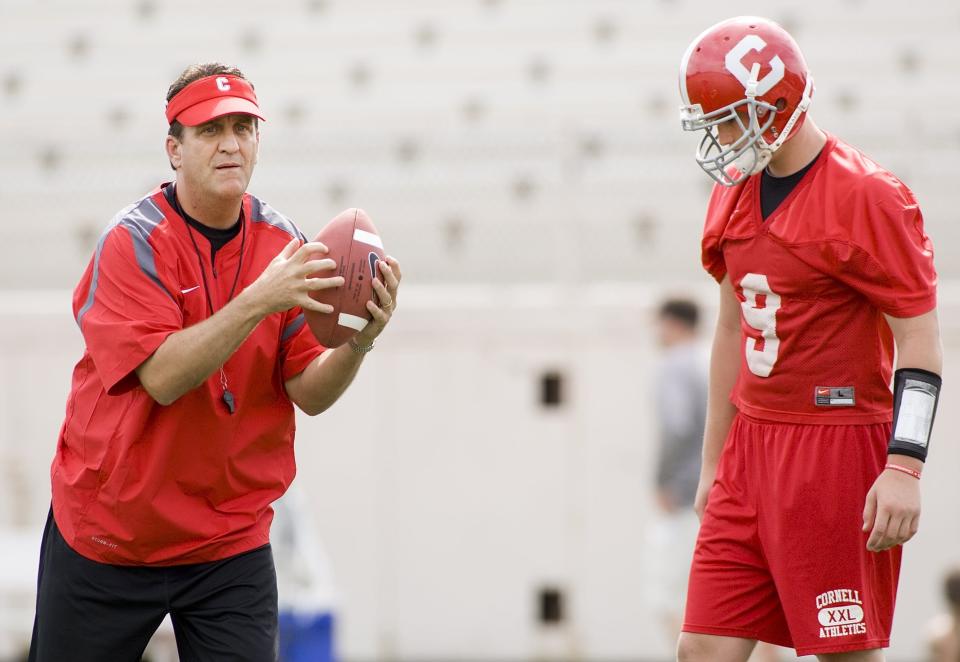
[1,1,959,660]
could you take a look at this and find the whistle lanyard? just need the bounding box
[174,187,246,414]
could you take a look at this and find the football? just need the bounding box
[304,208,386,348]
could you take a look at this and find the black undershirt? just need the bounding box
[162,184,242,261]
[759,149,822,220]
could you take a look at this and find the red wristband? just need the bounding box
[884,463,921,480]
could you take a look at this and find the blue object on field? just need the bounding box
[278,611,336,662]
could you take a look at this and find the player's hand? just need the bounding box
[352,256,402,347]
[244,239,344,316]
[693,467,717,521]
[862,468,922,552]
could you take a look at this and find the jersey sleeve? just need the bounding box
[701,183,744,283]
[73,225,183,395]
[829,175,937,317]
[701,232,726,283]
[279,308,327,380]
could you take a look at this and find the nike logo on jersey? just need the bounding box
[181,285,201,294]
[815,386,855,407]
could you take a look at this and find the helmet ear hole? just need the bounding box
[775,98,788,112]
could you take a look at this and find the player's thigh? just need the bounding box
[816,649,884,662]
[684,418,793,648]
[29,511,167,662]
[760,423,896,655]
[169,544,279,662]
[677,632,756,662]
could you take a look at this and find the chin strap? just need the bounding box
[764,73,814,153]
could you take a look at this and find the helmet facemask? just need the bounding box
[681,62,780,187]
[681,95,778,187]
[680,55,814,187]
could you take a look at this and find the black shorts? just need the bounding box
[29,509,278,662]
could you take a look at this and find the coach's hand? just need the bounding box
[244,239,343,316]
[351,256,402,347]
[862,467,922,552]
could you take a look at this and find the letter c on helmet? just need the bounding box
[725,35,785,96]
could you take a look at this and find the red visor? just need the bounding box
[165,74,265,126]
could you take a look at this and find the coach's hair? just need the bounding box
[658,298,699,330]
[165,62,254,140]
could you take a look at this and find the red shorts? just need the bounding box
[683,414,901,656]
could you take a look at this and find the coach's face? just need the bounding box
[168,113,259,201]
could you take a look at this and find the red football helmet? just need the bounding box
[679,16,814,186]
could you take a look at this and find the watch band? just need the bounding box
[348,337,375,354]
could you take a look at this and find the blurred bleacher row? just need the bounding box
[2,0,960,289]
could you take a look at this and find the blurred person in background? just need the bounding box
[646,298,707,645]
[646,299,782,662]
[927,567,960,662]
[27,62,400,662]
[676,16,941,662]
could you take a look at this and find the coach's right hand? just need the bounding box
[243,239,344,316]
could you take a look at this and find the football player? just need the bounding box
[676,16,942,662]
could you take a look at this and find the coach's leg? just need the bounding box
[816,650,884,661]
[28,510,167,662]
[170,544,279,662]
[677,632,756,662]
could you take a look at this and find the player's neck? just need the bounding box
[174,180,243,230]
[766,120,827,178]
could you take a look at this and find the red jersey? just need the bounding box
[702,134,937,424]
[52,184,326,565]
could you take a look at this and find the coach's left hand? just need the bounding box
[862,467,922,552]
[353,256,401,347]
